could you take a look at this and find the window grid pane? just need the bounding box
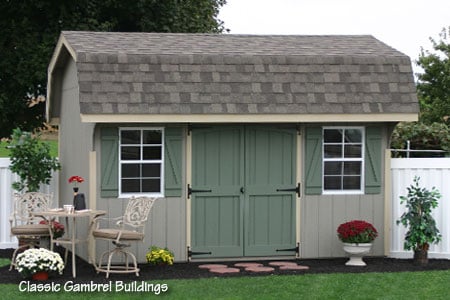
[323,128,363,192]
[119,128,163,195]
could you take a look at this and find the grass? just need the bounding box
[1,270,449,299]
[0,140,58,158]
[0,258,10,268]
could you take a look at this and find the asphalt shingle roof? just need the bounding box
[54,31,419,115]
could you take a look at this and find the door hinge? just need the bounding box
[187,246,212,258]
[276,183,301,198]
[187,184,212,199]
[276,243,299,254]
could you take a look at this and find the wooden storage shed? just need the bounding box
[46,32,418,262]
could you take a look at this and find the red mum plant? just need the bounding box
[337,220,378,244]
[40,219,65,239]
[68,175,84,186]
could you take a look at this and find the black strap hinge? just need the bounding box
[187,247,212,258]
[276,183,301,198]
[276,243,299,254]
[187,184,212,198]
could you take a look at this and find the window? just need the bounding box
[119,128,164,197]
[323,127,364,194]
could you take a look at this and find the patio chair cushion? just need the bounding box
[92,228,144,241]
[11,224,50,236]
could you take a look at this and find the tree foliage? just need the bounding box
[416,26,450,125]
[390,122,450,157]
[8,128,61,192]
[0,0,226,138]
[391,27,450,155]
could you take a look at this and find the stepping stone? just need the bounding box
[234,262,263,268]
[198,264,228,269]
[279,265,310,270]
[209,267,240,274]
[268,261,298,267]
[245,266,275,273]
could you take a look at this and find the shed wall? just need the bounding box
[300,125,388,258]
[94,126,187,263]
[58,59,95,260]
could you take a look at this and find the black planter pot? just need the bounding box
[73,193,86,211]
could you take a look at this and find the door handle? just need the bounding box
[276,183,301,198]
[240,187,245,194]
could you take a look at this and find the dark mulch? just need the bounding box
[1,247,450,284]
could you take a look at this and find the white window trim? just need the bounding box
[322,126,365,195]
[118,127,165,198]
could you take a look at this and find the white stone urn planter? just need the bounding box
[342,243,372,266]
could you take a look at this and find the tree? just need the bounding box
[416,26,450,125]
[8,128,61,192]
[390,122,450,157]
[0,0,227,138]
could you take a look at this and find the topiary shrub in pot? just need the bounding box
[397,176,442,266]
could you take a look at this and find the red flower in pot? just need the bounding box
[68,175,84,193]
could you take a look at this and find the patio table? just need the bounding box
[33,209,106,278]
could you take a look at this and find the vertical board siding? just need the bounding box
[390,158,450,259]
[301,193,383,258]
[100,196,186,263]
[0,158,59,249]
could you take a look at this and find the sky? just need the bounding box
[218,0,450,73]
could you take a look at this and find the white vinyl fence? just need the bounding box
[0,158,59,249]
[390,158,450,259]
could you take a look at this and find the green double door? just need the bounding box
[190,126,297,258]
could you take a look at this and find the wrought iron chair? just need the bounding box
[91,196,158,278]
[9,192,52,270]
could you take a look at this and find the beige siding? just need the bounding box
[300,125,389,258]
[301,194,384,258]
[93,196,186,263]
[58,59,95,260]
[93,126,187,263]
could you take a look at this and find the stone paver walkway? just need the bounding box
[198,261,310,274]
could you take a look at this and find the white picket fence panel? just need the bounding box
[0,158,59,249]
[390,158,450,259]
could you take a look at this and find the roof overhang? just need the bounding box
[46,34,77,123]
[80,113,418,123]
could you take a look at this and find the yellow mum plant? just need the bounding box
[146,246,174,266]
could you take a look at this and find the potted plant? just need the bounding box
[146,246,174,266]
[39,219,65,239]
[68,175,86,210]
[15,248,64,280]
[337,220,378,266]
[397,176,442,265]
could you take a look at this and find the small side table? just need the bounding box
[34,209,106,278]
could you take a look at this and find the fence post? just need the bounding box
[384,149,392,256]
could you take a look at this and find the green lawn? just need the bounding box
[0,140,58,158]
[2,270,449,299]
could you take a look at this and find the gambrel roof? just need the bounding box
[47,31,418,123]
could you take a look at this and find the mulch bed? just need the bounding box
[1,247,450,284]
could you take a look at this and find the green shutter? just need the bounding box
[100,127,119,198]
[365,126,382,194]
[305,127,322,195]
[164,127,183,197]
